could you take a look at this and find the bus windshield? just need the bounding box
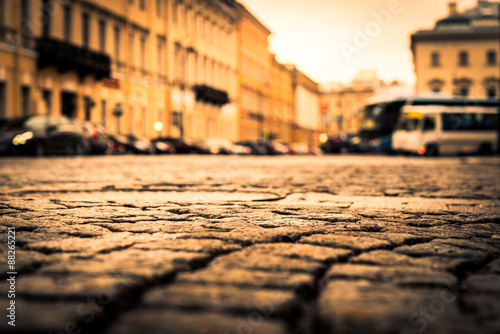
[442,113,498,131]
[395,112,423,131]
[361,104,384,131]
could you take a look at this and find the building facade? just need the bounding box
[269,54,293,142]
[289,66,320,145]
[168,0,238,141]
[0,0,325,144]
[236,2,271,141]
[0,0,239,140]
[411,1,500,98]
[0,0,170,138]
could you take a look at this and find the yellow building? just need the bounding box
[319,70,383,134]
[269,54,294,143]
[411,1,500,98]
[320,84,374,135]
[168,0,239,141]
[0,0,239,141]
[0,0,169,138]
[288,66,320,145]
[236,2,271,141]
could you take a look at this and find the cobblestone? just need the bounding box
[0,155,499,334]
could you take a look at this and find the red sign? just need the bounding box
[102,78,120,89]
[320,103,329,114]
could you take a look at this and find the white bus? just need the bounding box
[392,105,498,156]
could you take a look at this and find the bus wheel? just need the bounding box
[478,143,492,155]
[425,143,439,157]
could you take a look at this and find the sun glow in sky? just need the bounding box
[238,0,482,86]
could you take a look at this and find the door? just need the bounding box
[61,91,77,118]
[420,115,438,152]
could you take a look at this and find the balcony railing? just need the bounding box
[0,25,17,45]
[36,37,111,80]
[192,85,229,106]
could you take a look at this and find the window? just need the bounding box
[172,111,181,127]
[181,4,187,32]
[431,52,440,67]
[114,26,121,63]
[142,108,147,135]
[63,4,72,42]
[21,0,30,45]
[487,87,497,98]
[442,113,498,131]
[156,0,162,17]
[140,0,145,10]
[21,86,30,116]
[0,0,5,26]
[99,20,106,52]
[459,87,469,97]
[423,116,436,132]
[140,35,146,70]
[41,0,52,37]
[157,38,163,74]
[173,1,178,23]
[84,96,92,121]
[43,89,52,115]
[458,51,469,66]
[0,82,5,118]
[82,12,90,48]
[486,50,497,66]
[129,31,134,68]
[129,106,135,134]
[101,100,107,126]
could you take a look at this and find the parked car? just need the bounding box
[232,143,252,155]
[195,138,235,154]
[262,141,290,155]
[77,121,109,154]
[108,134,154,154]
[236,140,269,155]
[152,137,202,154]
[0,115,86,156]
[320,133,354,153]
[152,140,176,154]
[289,142,310,155]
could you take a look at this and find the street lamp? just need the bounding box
[112,103,123,134]
[154,121,164,138]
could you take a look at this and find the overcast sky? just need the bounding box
[238,0,484,86]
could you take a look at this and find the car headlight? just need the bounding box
[350,137,361,145]
[135,141,150,150]
[12,131,34,145]
[155,142,170,150]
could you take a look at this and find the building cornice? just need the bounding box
[410,28,500,53]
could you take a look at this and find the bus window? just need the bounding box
[423,116,436,131]
[442,113,498,131]
[397,112,421,131]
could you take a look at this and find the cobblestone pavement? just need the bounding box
[1,155,499,334]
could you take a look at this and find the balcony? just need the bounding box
[0,25,16,44]
[36,37,111,80]
[192,85,229,106]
